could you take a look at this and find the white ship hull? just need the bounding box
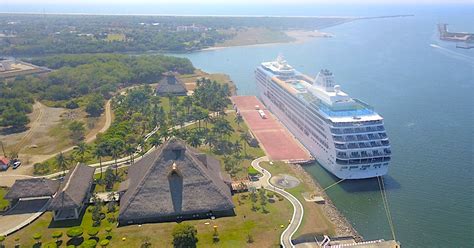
[255,57,391,179]
[258,92,389,179]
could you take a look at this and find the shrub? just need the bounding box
[247,234,254,243]
[99,239,110,247]
[43,242,58,248]
[104,226,113,238]
[247,166,259,176]
[82,239,97,248]
[66,227,83,239]
[52,231,63,242]
[172,223,198,248]
[32,232,42,243]
[87,228,99,238]
[66,100,79,109]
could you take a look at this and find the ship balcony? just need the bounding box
[336,156,391,165]
[331,125,386,135]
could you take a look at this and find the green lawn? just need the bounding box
[260,161,335,237]
[0,187,10,211]
[4,192,291,247]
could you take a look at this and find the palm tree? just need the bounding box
[56,152,69,176]
[235,114,243,129]
[187,132,202,148]
[73,142,88,163]
[149,133,163,148]
[110,139,124,176]
[124,144,137,165]
[94,143,108,179]
[159,125,170,141]
[233,141,242,157]
[240,133,249,157]
[182,96,193,116]
[204,132,216,151]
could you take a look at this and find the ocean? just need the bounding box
[3,3,473,247]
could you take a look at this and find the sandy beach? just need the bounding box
[201,29,333,51]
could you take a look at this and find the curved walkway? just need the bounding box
[251,156,304,248]
[0,198,50,236]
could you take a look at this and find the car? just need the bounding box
[12,161,21,169]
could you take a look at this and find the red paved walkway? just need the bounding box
[232,96,311,162]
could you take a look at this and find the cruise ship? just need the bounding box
[255,55,391,179]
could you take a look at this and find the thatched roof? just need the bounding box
[48,164,95,210]
[119,138,234,223]
[4,178,60,199]
[156,74,187,96]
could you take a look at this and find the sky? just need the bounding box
[1,0,473,4]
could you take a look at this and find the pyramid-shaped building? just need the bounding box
[118,138,235,225]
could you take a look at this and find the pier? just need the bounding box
[231,96,312,162]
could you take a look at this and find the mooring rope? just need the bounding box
[322,178,346,191]
[377,176,397,241]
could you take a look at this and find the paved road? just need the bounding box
[251,156,304,248]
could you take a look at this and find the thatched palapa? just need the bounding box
[118,138,234,225]
[48,164,95,220]
[4,178,60,200]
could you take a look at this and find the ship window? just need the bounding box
[349,166,358,170]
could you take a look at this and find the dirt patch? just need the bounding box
[178,70,235,95]
[0,100,112,171]
[0,102,67,156]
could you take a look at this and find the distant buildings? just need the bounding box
[118,138,235,225]
[176,24,208,32]
[156,72,188,96]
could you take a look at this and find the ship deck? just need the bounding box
[231,96,311,162]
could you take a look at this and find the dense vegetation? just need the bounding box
[0,14,351,55]
[34,77,237,175]
[0,54,193,131]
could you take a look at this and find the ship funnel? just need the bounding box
[315,69,336,92]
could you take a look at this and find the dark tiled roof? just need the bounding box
[4,178,60,199]
[48,164,95,210]
[156,75,187,95]
[119,138,234,222]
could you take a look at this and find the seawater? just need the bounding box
[171,10,474,248]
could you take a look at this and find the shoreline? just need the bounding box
[290,163,363,241]
[201,29,334,52]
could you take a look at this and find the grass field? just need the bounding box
[0,187,10,211]
[106,33,126,42]
[4,192,291,247]
[260,161,336,238]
